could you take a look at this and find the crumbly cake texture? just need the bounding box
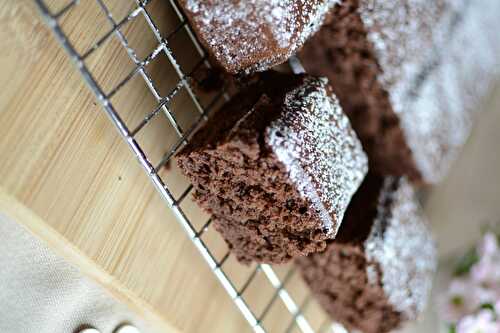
[299,0,500,183]
[177,72,367,264]
[296,175,437,333]
[178,0,338,74]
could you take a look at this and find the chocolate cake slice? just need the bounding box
[178,0,337,75]
[299,0,500,183]
[296,175,437,333]
[177,72,368,264]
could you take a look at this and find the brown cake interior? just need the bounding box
[299,0,422,182]
[177,73,331,263]
[296,175,402,333]
[299,243,402,333]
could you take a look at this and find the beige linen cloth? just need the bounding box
[0,214,153,333]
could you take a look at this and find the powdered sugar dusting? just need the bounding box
[360,0,500,182]
[266,77,368,236]
[182,0,338,73]
[399,0,500,182]
[359,0,446,98]
[365,178,437,319]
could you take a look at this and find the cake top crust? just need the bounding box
[179,72,367,238]
[359,0,447,97]
[181,0,338,74]
[359,0,483,183]
[365,177,437,319]
[266,76,368,237]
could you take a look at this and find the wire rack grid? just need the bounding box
[33,1,343,332]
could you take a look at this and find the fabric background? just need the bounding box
[0,214,154,333]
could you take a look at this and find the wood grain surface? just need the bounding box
[0,1,330,332]
[1,1,499,333]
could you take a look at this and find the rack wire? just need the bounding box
[33,1,343,332]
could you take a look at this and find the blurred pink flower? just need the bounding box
[439,233,500,327]
[456,310,500,333]
[471,234,500,288]
[477,233,499,258]
[439,278,477,323]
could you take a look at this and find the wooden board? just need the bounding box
[1,1,500,333]
[0,1,331,332]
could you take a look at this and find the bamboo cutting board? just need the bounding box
[0,1,249,332]
[0,1,330,332]
[1,1,500,333]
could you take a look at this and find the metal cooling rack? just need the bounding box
[33,1,344,332]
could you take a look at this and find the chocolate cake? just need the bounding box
[296,175,437,333]
[177,72,368,264]
[299,0,500,183]
[178,0,337,75]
